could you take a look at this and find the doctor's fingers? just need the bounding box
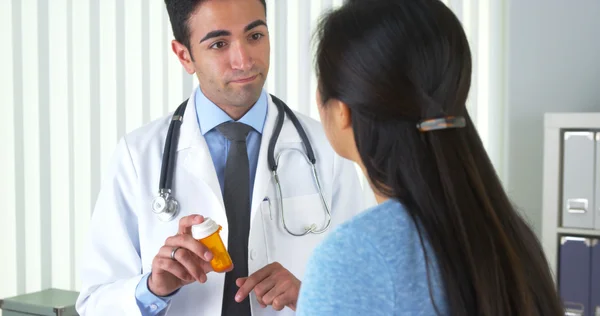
[246,277,277,307]
[262,281,298,311]
[178,214,205,235]
[164,233,213,262]
[235,262,283,302]
[152,257,195,283]
[157,246,213,283]
[251,278,276,300]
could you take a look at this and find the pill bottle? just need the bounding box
[192,218,233,272]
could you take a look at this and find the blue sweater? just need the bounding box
[296,199,448,316]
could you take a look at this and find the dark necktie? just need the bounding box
[216,122,253,316]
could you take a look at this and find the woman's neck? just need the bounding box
[374,193,390,204]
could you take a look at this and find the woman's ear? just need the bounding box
[332,99,352,131]
[326,99,361,164]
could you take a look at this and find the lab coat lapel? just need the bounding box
[176,94,226,218]
[250,95,278,226]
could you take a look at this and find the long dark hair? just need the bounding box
[315,1,563,315]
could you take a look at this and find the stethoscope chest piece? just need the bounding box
[152,191,179,222]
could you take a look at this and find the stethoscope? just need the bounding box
[151,95,332,236]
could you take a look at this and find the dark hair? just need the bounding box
[164,0,267,52]
[315,1,564,315]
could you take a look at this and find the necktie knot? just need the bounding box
[216,122,253,142]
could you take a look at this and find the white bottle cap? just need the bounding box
[191,217,220,240]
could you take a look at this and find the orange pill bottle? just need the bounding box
[192,218,233,272]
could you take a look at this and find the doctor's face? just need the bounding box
[177,0,270,109]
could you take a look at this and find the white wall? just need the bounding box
[505,0,600,235]
[0,0,195,301]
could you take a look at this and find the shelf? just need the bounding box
[545,113,600,129]
[557,227,600,237]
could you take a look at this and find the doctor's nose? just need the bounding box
[229,42,254,72]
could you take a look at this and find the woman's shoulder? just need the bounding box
[297,201,406,315]
[327,199,420,251]
[312,199,432,281]
[297,199,447,315]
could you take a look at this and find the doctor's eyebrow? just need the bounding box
[244,19,267,32]
[200,30,231,43]
[199,19,268,43]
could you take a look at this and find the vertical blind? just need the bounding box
[0,0,502,298]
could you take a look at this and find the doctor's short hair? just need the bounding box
[314,1,564,316]
[164,0,267,52]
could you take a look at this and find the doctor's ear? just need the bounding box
[171,40,196,75]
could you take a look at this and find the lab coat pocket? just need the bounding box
[262,193,329,280]
[280,194,329,235]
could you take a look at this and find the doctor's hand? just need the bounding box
[235,262,301,311]
[148,215,231,297]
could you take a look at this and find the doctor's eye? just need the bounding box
[210,41,228,50]
[249,33,264,41]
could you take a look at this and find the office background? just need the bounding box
[0,0,598,304]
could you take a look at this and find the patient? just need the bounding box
[296,1,564,315]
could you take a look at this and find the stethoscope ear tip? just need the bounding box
[305,224,317,231]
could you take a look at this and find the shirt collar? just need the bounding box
[195,86,268,136]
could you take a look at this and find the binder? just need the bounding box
[596,133,600,231]
[562,131,595,229]
[559,236,592,316]
[591,239,600,316]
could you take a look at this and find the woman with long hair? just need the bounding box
[296,0,564,315]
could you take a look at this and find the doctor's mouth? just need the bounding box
[231,74,259,84]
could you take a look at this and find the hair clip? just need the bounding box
[416,116,466,132]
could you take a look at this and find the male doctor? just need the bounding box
[76,0,366,315]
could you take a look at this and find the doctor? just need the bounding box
[75,0,366,315]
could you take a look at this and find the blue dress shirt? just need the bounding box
[196,87,268,199]
[135,87,269,315]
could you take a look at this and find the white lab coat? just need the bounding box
[76,91,367,316]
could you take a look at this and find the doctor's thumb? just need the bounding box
[178,214,205,234]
